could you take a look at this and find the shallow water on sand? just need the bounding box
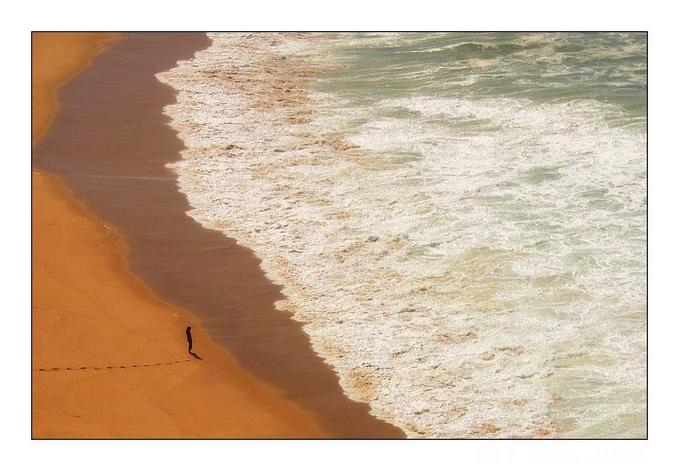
[158,33,646,437]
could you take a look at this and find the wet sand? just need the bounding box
[31,33,119,146]
[33,32,404,438]
[32,172,328,438]
[32,33,328,438]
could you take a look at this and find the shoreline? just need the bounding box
[31,33,120,146]
[32,33,328,438]
[33,32,404,438]
[32,172,327,437]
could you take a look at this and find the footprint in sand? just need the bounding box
[36,358,192,372]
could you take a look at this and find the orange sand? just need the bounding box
[32,33,327,438]
[31,33,119,146]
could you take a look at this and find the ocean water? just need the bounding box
[157,32,647,438]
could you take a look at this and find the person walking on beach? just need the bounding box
[186,326,193,354]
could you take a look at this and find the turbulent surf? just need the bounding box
[157,32,647,438]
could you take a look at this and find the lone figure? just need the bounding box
[186,326,193,354]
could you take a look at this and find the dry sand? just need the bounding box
[32,32,328,438]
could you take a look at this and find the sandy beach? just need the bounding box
[33,32,404,438]
[32,32,330,438]
[30,31,647,440]
[31,33,119,146]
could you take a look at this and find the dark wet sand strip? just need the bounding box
[33,32,404,438]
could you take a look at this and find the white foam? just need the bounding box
[157,33,646,438]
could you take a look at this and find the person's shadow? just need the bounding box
[189,352,203,360]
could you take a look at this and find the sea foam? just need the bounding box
[157,33,646,437]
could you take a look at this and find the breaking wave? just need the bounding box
[157,32,646,437]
